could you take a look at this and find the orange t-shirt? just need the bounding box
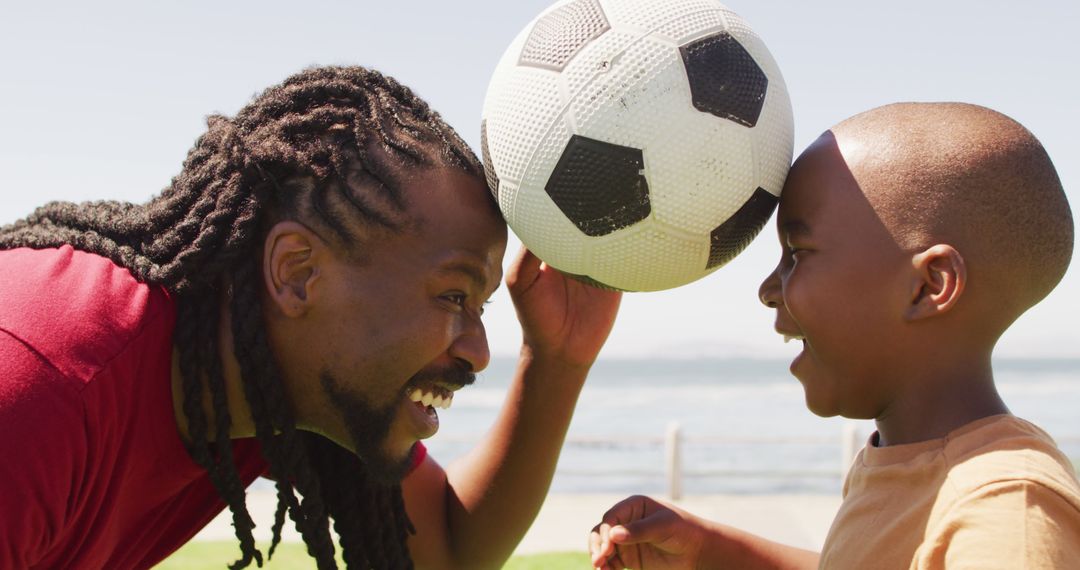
[820,415,1080,569]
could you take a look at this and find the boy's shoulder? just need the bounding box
[827,415,1080,568]
[905,415,1080,568]
[939,415,1080,505]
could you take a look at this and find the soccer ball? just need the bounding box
[481,0,793,291]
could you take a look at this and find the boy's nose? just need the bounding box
[758,266,781,308]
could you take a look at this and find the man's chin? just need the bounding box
[356,441,417,485]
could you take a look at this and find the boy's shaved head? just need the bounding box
[830,102,1073,326]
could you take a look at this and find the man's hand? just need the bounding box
[405,247,622,570]
[590,495,707,570]
[506,247,621,368]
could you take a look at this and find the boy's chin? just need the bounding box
[798,380,845,419]
[803,395,842,419]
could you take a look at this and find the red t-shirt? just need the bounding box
[0,246,264,568]
[0,246,428,568]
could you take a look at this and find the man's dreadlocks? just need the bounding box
[0,65,484,569]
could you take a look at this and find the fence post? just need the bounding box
[666,421,683,500]
[841,422,860,481]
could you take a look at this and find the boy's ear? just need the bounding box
[905,244,966,322]
[262,221,324,318]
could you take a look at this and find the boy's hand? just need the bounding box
[507,247,621,369]
[589,495,706,570]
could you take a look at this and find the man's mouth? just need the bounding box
[399,381,466,441]
[399,365,474,440]
[407,385,455,410]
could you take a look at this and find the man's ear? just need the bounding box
[262,221,324,318]
[905,244,966,322]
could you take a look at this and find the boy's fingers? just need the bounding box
[609,513,671,546]
[590,523,619,568]
[610,525,631,542]
[600,494,656,524]
[594,495,666,566]
[588,528,604,561]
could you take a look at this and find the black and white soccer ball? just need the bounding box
[481,0,793,291]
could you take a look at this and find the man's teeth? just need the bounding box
[408,387,453,410]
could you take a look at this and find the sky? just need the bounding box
[1,0,1077,360]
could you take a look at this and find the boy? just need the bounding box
[589,102,1080,569]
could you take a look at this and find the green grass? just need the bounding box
[504,551,591,570]
[154,541,339,569]
[155,541,590,569]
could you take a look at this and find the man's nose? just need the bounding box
[449,317,490,373]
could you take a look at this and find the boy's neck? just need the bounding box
[873,353,1009,447]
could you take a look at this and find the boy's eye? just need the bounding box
[786,243,807,256]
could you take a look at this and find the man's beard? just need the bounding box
[318,364,476,484]
[320,371,414,484]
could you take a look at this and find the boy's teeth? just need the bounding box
[421,392,433,407]
[409,389,423,402]
[783,335,802,344]
[433,394,444,408]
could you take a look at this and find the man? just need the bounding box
[0,65,620,569]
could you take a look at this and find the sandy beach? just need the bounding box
[193,490,841,555]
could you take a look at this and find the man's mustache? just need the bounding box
[406,362,476,389]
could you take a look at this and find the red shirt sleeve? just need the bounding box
[0,330,87,568]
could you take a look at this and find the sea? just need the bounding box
[423,357,1080,496]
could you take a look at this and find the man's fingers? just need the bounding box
[506,246,542,292]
